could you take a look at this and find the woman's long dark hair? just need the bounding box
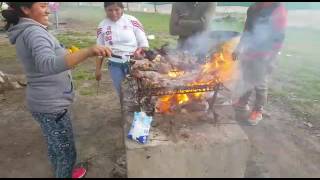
[104,2,124,9]
[1,2,35,30]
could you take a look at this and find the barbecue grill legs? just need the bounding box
[140,96,155,116]
[209,83,221,126]
[212,90,219,125]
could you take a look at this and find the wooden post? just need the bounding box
[126,2,130,11]
[49,2,60,30]
[54,12,59,29]
[154,2,158,13]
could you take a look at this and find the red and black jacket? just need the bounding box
[241,2,287,58]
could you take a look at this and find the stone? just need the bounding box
[0,71,26,92]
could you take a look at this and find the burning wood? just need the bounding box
[129,36,240,114]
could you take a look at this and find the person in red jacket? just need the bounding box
[232,2,287,125]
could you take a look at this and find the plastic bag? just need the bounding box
[128,111,153,144]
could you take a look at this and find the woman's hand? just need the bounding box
[65,45,112,69]
[89,45,112,58]
[133,47,145,59]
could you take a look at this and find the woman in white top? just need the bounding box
[95,2,149,97]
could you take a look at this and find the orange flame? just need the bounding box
[156,37,240,113]
[168,69,185,78]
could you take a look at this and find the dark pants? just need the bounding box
[32,109,76,178]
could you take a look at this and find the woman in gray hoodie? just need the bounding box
[1,2,112,178]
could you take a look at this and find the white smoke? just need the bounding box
[169,13,284,103]
[230,14,285,103]
[177,29,241,59]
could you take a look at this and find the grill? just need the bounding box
[136,78,221,96]
[124,30,240,124]
[127,75,226,124]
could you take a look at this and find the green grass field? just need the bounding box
[270,27,320,121]
[57,5,176,49]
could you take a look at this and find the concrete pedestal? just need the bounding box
[120,79,250,178]
[123,113,250,178]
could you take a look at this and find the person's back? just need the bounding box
[169,2,216,50]
[242,2,287,57]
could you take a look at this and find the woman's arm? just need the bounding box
[25,28,111,74]
[65,45,111,68]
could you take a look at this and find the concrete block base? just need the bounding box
[123,112,250,178]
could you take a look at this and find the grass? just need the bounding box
[0,44,17,61]
[72,67,96,81]
[56,33,95,49]
[71,66,97,96]
[57,5,176,49]
[269,27,320,122]
[59,5,171,33]
[210,15,246,32]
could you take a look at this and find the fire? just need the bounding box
[177,94,189,104]
[168,69,185,78]
[156,37,240,113]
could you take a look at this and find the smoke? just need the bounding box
[229,14,284,103]
[174,30,241,59]
[164,11,284,104]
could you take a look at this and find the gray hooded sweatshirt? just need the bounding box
[8,18,74,113]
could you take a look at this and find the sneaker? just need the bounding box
[72,167,87,178]
[247,111,263,126]
[232,101,250,111]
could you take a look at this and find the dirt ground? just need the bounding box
[1,23,320,178]
[0,62,125,177]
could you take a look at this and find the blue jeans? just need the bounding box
[108,61,129,97]
[32,109,76,178]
